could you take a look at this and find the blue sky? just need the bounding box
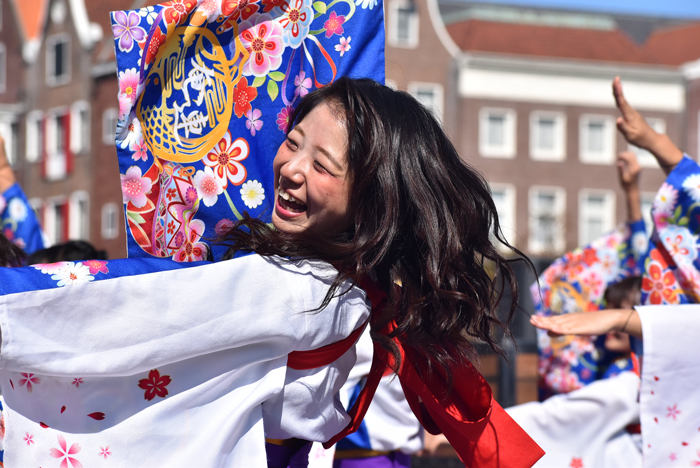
[472,0,700,19]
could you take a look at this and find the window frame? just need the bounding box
[388,0,419,49]
[578,189,616,246]
[45,108,69,181]
[69,190,90,240]
[529,111,566,161]
[407,82,444,122]
[46,33,71,87]
[528,185,566,255]
[479,107,516,159]
[490,183,517,249]
[101,202,120,240]
[102,108,118,146]
[579,114,615,165]
[71,101,91,154]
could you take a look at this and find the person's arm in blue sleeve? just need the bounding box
[0,136,46,255]
[617,150,647,274]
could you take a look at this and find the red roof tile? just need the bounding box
[644,23,700,66]
[446,19,661,65]
[14,0,46,41]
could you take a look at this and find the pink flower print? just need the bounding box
[323,11,345,38]
[111,10,146,53]
[19,373,40,393]
[118,92,132,120]
[203,131,250,188]
[245,108,263,136]
[669,452,677,462]
[239,14,284,77]
[0,414,5,438]
[50,434,82,468]
[666,404,681,420]
[294,71,312,97]
[120,166,153,208]
[569,458,583,468]
[335,36,351,56]
[193,166,224,207]
[215,218,234,235]
[99,446,111,459]
[132,138,149,162]
[276,105,293,132]
[83,260,109,275]
[173,220,208,262]
[24,432,34,445]
[118,68,139,103]
[138,369,172,401]
[692,450,700,467]
[185,187,198,207]
[33,262,70,274]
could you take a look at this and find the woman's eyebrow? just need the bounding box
[294,125,345,171]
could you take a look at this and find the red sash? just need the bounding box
[287,281,545,467]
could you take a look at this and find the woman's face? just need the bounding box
[272,102,352,235]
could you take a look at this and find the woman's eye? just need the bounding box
[286,137,298,149]
[313,161,329,173]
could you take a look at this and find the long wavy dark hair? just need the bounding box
[220,77,528,386]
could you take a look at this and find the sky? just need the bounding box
[472,0,700,19]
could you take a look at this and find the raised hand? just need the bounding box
[617,151,642,221]
[0,135,15,193]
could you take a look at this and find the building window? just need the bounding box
[45,110,69,181]
[103,108,118,145]
[0,43,6,94]
[479,108,516,159]
[530,111,565,161]
[529,186,566,255]
[26,111,44,163]
[630,118,665,168]
[407,82,444,121]
[69,191,90,240]
[46,34,70,86]
[44,197,69,245]
[490,183,516,249]
[579,115,615,164]
[101,203,119,240]
[388,0,419,48]
[71,101,90,154]
[0,119,19,166]
[578,190,615,246]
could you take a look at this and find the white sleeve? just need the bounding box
[0,255,370,377]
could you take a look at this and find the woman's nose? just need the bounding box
[279,154,306,185]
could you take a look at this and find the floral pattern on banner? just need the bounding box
[641,156,700,305]
[0,184,46,256]
[532,220,645,400]
[112,0,385,262]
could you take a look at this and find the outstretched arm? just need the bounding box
[617,151,642,222]
[613,77,683,175]
[531,309,642,339]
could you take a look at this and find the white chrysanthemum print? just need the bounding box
[682,173,700,202]
[240,180,265,209]
[632,231,648,256]
[51,262,95,287]
[653,182,678,215]
[8,198,28,222]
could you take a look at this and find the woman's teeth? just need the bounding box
[279,188,301,204]
[278,188,307,213]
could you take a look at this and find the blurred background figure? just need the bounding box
[28,240,107,264]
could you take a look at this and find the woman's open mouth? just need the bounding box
[277,188,307,215]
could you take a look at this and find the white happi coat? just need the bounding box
[506,371,642,468]
[636,305,700,467]
[0,255,370,466]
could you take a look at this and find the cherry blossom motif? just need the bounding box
[99,446,111,459]
[294,71,312,97]
[276,105,293,132]
[24,432,34,445]
[132,138,149,162]
[111,10,146,53]
[138,369,172,401]
[245,109,263,136]
[240,180,265,209]
[145,27,167,66]
[569,457,583,468]
[33,261,70,274]
[666,403,681,420]
[50,434,82,468]
[275,0,314,49]
[18,373,41,393]
[83,260,109,275]
[233,77,259,118]
[323,11,345,38]
[203,131,250,187]
[173,220,208,262]
[194,0,221,23]
[335,36,351,56]
[578,269,604,302]
[163,0,197,25]
[51,262,95,287]
[223,0,261,22]
[669,452,677,462]
[239,14,284,77]
[215,218,234,236]
[121,166,153,208]
[193,166,224,207]
[692,450,700,467]
[118,92,132,119]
